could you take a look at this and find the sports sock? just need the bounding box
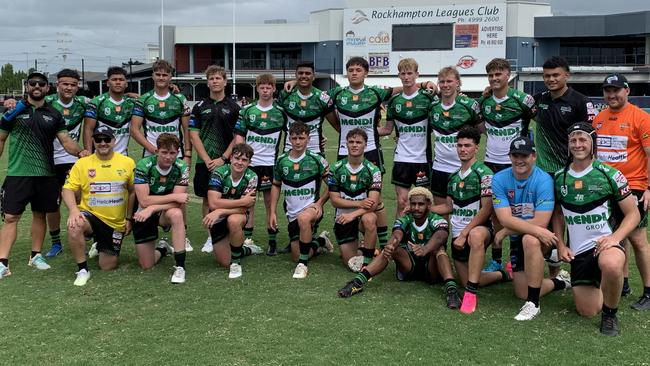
[644,286,650,296]
[377,226,388,249]
[527,286,541,307]
[355,268,372,284]
[498,269,510,282]
[155,247,168,258]
[602,304,618,316]
[244,227,254,240]
[492,247,502,264]
[1,258,8,267]
[623,277,630,289]
[298,241,310,265]
[444,279,458,292]
[314,236,326,248]
[551,277,567,291]
[174,250,186,268]
[242,246,252,256]
[267,228,278,247]
[77,261,88,271]
[466,281,479,294]
[230,245,243,264]
[360,248,375,266]
[50,229,61,245]
[31,251,40,258]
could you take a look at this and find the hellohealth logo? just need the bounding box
[368,31,390,44]
[345,30,367,47]
[351,10,369,24]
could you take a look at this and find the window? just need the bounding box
[392,24,453,51]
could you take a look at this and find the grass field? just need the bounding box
[1,124,649,365]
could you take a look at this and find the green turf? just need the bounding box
[0,124,649,365]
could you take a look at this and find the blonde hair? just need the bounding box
[256,73,276,87]
[398,58,419,72]
[438,66,461,86]
[408,187,433,203]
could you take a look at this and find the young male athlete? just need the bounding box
[553,123,639,336]
[593,73,650,310]
[480,58,537,271]
[378,58,437,219]
[188,65,241,253]
[132,133,190,284]
[131,59,193,252]
[492,136,570,321]
[202,143,262,279]
[84,66,137,155]
[431,127,507,314]
[428,67,481,208]
[62,126,135,286]
[234,74,288,255]
[269,123,330,279]
[328,128,382,271]
[337,187,461,309]
[0,72,88,278]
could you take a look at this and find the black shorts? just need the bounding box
[338,149,385,174]
[133,212,170,244]
[54,163,75,188]
[430,169,452,198]
[250,165,274,191]
[82,211,124,256]
[287,214,323,242]
[484,161,511,174]
[1,176,59,215]
[395,247,437,283]
[509,236,525,273]
[193,163,211,198]
[209,212,249,243]
[613,189,648,228]
[571,245,625,288]
[334,219,360,245]
[451,226,494,263]
[392,162,430,188]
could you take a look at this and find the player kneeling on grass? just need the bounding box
[202,143,261,279]
[132,133,190,284]
[269,122,331,279]
[552,123,639,336]
[431,126,508,314]
[62,126,135,286]
[337,188,461,307]
[328,128,383,272]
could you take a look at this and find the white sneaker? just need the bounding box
[319,231,334,253]
[347,255,364,273]
[201,236,213,253]
[292,263,309,279]
[88,242,99,258]
[555,269,572,289]
[73,269,91,286]
[28,253,51,270]
[229,263,242,279]
[157,238,173,255]
[243,238,263,255]
[184,237,193,252]
[514,301,541,321]
[0,263,12,279]
[171,266,186,284]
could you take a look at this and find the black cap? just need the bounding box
[26,72,48,82]
[602,73,629,89]
[509,136,535,155]
[92,125,115,140]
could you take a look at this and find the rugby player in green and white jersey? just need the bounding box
[132,134,190,284]
[337,187,461,310]
[428,67,481,208]
[277,61,334,154]
[234,74,288,255]
[202,143,262,279]
[552,123,639,336]
[378,58,437,219]
[269,122,330,279]
[328,128,383,271]
[431,127,508,314]
[84,66,137,155]
[479,58,536,271]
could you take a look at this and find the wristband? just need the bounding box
[221,155,230,164]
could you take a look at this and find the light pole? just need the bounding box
[232,0,236,97]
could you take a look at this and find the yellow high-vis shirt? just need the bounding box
[63,153,135,230]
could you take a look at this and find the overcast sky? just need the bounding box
[0,0,647,73]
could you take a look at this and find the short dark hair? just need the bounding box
[289,122,310,136]
[57,68,80,80]
[485,58,511,73]
[156,133,180,151]
[542,56,570,73]
[457,126,481,145]
[231,143,254,160]
[107,66,127,79]
[346,128,367,142]
[346,57,369,72]
[296,61,314,72]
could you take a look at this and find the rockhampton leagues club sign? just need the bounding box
[343,2,507,75]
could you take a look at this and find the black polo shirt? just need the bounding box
[534,87,596,174]
[188,96,240,164]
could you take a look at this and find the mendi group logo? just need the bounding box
[345,30,367,47]
[350,10,369,24]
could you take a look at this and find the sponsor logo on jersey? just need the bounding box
[284,187,316,196]
[561,185,568,196]
[397,125,426,133]
[340,117,372,126]
[456,55,477,69]
[282,166,289,175]
[485,105,492,114]
[487,127,521,137]
[565,212,607,225]
[395,104,402,113]
[88,169,96,178]
[147,105,155,113]
[507,190,514,199]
